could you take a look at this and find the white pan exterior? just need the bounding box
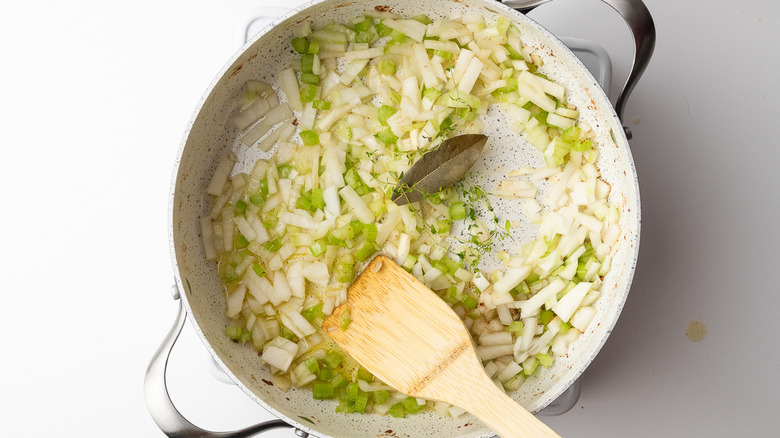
[169,1,640,436]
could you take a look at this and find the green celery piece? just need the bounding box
[234,235,249,249]
[330,373,348,389]
[377,104,396,125]
[233,200,247,216]
[346,382,359,403]
[373,390,390,405]
[299,130,320,146]
[449,202,467,220]
[388,402,405,418]
[323,351,344,368]
[461,294,478,310]
[357,367,374,382]
[305,357,320,374]
[291,37,309,54]
[312,382,335,400]
[339,308,352,331]
[403,396,424,414]
[252,264,266,277]
[540,309,555,326]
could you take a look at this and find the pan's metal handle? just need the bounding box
[144,285,306,437]
[503,0,656,139]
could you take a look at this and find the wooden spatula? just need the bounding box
[322,255,561,438]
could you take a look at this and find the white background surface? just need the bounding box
[1,0,778,436]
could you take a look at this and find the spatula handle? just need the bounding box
[461,376,561,438]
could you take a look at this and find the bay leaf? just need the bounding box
[392,134,488,205]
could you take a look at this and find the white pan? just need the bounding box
[146,0,654,436]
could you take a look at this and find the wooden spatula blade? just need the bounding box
[322,255,472,397]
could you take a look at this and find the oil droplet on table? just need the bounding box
[685,320,707,342]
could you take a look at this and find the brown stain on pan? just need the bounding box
[375,5,394,13]
[229,63,243,78]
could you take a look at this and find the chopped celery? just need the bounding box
[301,303,324,323]
[305,357,320,374]
[335,399,354,413]
[375,128,398,145]
[336,254,355,283]
[301,73,320,85]
[436,219,451,234]
[339,308,351,331]
[449,202,467,220]
[312,99,331,110]
[355,30,376,44]
[309,238,327,257]
[301,54,315,73]
[318,367,333,381]
[363,223,378,242]
[377,105,396,125]
[496,16,511,35]
[235,235,249,249]
[432,49,452,60]
[310,188,325,210]
[353,16,373,31]
[277,164,295,178]
[296,192,312,210]
[353,393,369,413]
[306,40,320,54]
[402,254,418,271]
[299,130,320,146]
[540,309,555,326]
[312,382,335,400]
[373,390,390,405]
[280,326,298,342]
[264,238,282,252]
[323,351,344,368]
[422,87,442,102]
[432,259,448,274]
[330,373,348,389]
[388,402,405,418]
[561,126,582,142]
[403,396,424,414]
[225,324,243,341]
[251,264,266,277]
[369,199,386,217]
[233,200,247,216]
[522,357,539,376]
[508,320,524,334]
[443,257,461,273]
[291,37,309,54]
[222,265,240,282]
[461,295,478,310]
[354,242,378,261]
[496,77,518,93]
[300,84,317,103]
[378,59,397,75]
[411,14,432,25]
[375,21,393,37]
[346,382,359,402]
[357,367,374,382]
[536,353,554,367]
[249,192,266,206]
[504,43,524,60]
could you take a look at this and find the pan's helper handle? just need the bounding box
[503,0,656,139]
[144,285,304,438]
